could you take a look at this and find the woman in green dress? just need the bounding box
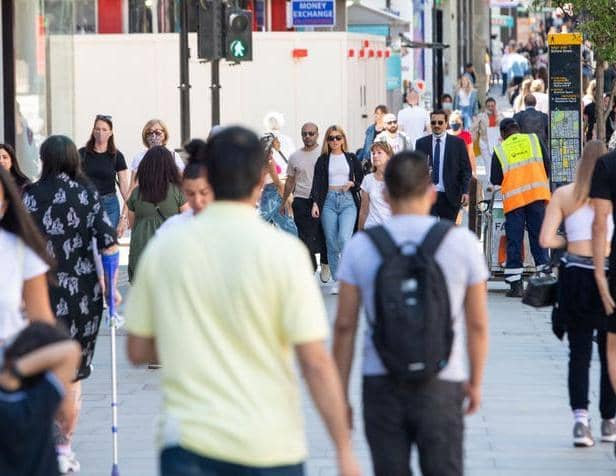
[125,146,188,282]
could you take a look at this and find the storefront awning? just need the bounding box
[347,1,410,27]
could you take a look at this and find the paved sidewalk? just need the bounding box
[74,266,616,475]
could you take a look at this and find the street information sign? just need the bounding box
[548,33,583,186]
[291,0,335,27]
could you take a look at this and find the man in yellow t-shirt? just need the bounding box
[125,127,359,476]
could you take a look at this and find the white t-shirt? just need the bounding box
[374,131,409,154]
[397,106,430,148]
[156,209,195,236]
[533,92,549,114]
[328,153,350,187]
[338,214,489,382]
[0,229,49,341]
[130,148,185,173]
[361,174,391,228]
[457,89,471,107]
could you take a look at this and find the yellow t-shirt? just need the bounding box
[125,201,329,467]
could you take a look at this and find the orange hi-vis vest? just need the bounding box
[494,133,551,214]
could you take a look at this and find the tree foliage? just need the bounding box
[564,0,616,63]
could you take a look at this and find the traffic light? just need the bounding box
[197,0,224,61]
[225,7,253,62]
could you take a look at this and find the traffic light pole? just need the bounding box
[179,0,191,144]
[211,59,221,126]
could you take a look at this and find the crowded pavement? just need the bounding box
[74,266,616,476]
[4,3,616,471]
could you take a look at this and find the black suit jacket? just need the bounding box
[512,107,549,144]
[415,134,472,207]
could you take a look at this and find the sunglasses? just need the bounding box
[96,114,112,121]
[386,120,397,125]
[302,131,316,137]
[147,129,164,136]
[327,135,343,142]
[431,120,445,126]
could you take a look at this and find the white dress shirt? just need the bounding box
[432,133,447,192]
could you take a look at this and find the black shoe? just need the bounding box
[505,281,524,298]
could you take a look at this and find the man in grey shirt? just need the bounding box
[333,151,489,476]
[281,123,330,282]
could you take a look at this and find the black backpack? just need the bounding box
[365,221,454,382]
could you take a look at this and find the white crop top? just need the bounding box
[328,153,350,187]
[564,203,614,243]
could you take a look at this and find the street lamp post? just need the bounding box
[179,0,191,144]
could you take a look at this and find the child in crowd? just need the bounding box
[0,323,80,476]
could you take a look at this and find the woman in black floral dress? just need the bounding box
[23,135,118,472]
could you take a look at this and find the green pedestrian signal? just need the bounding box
[225,7,253,62]
[230,40,246,58]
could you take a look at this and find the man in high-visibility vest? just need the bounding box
[490,118,551,297]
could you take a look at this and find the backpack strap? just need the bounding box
[420,220,454,257]
[364,226,399,260]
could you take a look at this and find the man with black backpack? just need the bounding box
[333,150,489,476]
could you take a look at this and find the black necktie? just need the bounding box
[432,137,441,185]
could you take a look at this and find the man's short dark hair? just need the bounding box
[430,109,447,119]
[486,97,496,105]
[500,118,520,135]
[385,151,431,200]
[524,94,537,107]
[204,126,265,200]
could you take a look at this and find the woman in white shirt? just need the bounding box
[0,168,54,343]
[311,126,364,293]
[358,142,393,230]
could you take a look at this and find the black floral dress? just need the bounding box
[23,173,117,379]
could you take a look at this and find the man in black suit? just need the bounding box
[415,110,472,220]
[512,94,549,145]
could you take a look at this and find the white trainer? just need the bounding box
[58,451,81,473]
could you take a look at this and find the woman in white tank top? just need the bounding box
[539,140,616,447]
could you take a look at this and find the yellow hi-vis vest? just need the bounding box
[494,133,550,214]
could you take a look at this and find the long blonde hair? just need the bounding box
[321,125,349,155]
[574,140,607,202]
[458,75,473,94]
[514,78,533,112]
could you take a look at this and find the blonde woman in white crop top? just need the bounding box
[539,140,616,447]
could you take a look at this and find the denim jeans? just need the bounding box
[100,193,120,228]
[160,446,304,476]
[363,376,464,476]
[259,184,298,236]
[504,201,549,281]
[321,191,357,280]
[460,105,473,130]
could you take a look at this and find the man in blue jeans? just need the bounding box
[333,151,489,476]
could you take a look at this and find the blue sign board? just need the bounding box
[291,1,335,27]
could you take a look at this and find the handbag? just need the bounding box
[522,273,558,308]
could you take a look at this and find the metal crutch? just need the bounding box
[102,252,121,476]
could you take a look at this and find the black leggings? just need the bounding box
[560,263,616,417]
